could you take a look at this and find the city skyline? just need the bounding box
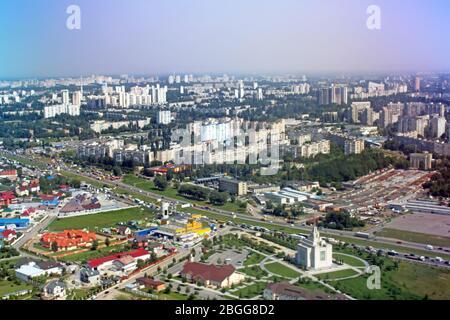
[1,0,450,78]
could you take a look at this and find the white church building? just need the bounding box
[295,227,333,270]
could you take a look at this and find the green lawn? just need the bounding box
[264,262,301,279]
[333,253,367,268]
[376,228,450,248]
[47,207,155,231]
[244,252,266,266]
[57,243,130,263]
[233,281,267,299]
[158,292,189,300]
[239,266,268,278]
[67,287,100,300]
[316,269,360,281]
[331,255,450,300]
[297,278,334,293]
[0,280,32,297]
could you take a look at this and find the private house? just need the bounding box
[42,280,67,300]
[117,226,132,236]
[0,229,17,242]
[87,248,150,276]
[180,262,244,288]
[15,180,40,197]
[136,277,166,292]
[40,230,97,251]
[0,191,16,207]
[80,267,101,285]
[0,170,18,181]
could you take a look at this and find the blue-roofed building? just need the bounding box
[41,198,60,206]
[0,218,30,229]
[134,227,158,238]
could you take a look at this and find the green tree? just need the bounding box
[51,241,58,252]
[154,175,168,191]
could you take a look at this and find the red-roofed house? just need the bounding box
[40,194,57,201]
[21,207,38,219]
[29,180,40,193]
[136,277,166,292]
[180,262,244,288]
[87,248,150,272]
[41,230,97,251]
[0,229,17,242]
[0,170,18,181]
[0,191,16,207]
[15,184,29,197]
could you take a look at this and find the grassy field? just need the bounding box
[376,228,450,248]
[47,207,155,231]
[123,174,247,214]
[157,292,189,300]
[57,243,129,263]
[67,287,100,300]
[239,266,268,278]
[244,252,266,266]
[60,171,160,205]
[264,262,301,279]
[297,278,334,293]
[333,253,367,268]
[316,269,360,281]
[233,281,267,299]
[331,255,450,300]
[0,280,32,297]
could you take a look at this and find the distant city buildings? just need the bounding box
[157,110,172,125]
[300,140,330,158]
[415,76,421,92]
[409,152,433,170]
[344,139,365,155]
[44,104,80,119]
[318,85,348,105]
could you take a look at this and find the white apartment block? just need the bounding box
[344,139,365,155]
[157,110,172,125]
[300,140,330,158]
[44,104,80,119]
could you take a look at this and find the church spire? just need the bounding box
[311,225,321,245]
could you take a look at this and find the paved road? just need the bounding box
[95,226,231,300]
[66,166,450,255]
[13,214,57,250]
[3,152,450,262]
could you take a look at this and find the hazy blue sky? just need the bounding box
[1,0,450,78]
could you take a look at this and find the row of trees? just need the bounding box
[423,158,450,198]
[178,184,229,205]
[318,212,365,230]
